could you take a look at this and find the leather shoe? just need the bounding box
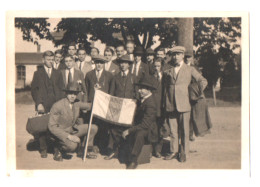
[189,136,195,141]
[126,162,138,169]
[53,149,63,161]
[86,153,97,159]
[164,152,178,160]
[104,151,118,160]
[178,153,186,162]
[154,152,162,158]
[40,150,48,158]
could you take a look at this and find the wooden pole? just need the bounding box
[212,85,217,106]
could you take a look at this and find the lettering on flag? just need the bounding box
[92,90,137,126]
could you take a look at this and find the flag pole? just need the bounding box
[83,90,96,162]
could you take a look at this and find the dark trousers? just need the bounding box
[154,117,164,153]
[128,129,149,162]
[34,132,48,152]
[107,126,128,151]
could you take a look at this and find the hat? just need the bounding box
[117,54,134,64]
[171,46,186,53]
[134,46,145,55]
[63,82,81,93]
[146,48,155,55]
[92,55,108,63]
[135,75,157,90]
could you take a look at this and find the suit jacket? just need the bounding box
[110,71,136,99]
[61,68,87,102]
[75,60,94,78]
[105,61,120,75]
[31,66,65,113]
[163,63,208,113]
[48,98,91,142]
[129,95,158,143]
[85,69,113,102]
[131,61,149,83]
[151,72,163,117]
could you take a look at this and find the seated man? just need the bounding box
[48,82,98,161]
[122,75,158,169]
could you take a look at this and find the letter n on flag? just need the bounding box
[92,90,137,126]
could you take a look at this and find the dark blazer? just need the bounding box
[54,62,66,71]
[31,66,65,113]
[105,61,120,75]
[110,71,136,99]
[151,72,163,117]
[85,69,113,102]
[163,63,208,113]
[129,95,158,143]
[131,61,149,83]
[61,68,87,102]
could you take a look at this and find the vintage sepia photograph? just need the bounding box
[6,11,249,174]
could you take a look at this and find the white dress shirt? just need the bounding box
[174,61,184,75]
[44,66,52,78]
[105,61,112,71]
[132,60,141,75]
[65,68,75,85]
[121,69,129,77]
[96,69,104,80]
[141,92,152,103]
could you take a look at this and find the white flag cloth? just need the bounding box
[92,90,137,126]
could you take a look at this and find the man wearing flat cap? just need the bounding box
[122,75,158,169]
[104,54,137,160]
[48,82,98,161]
[84,55,114,153]
[163,46,208,162]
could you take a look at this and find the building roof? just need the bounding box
[15,53,43,65]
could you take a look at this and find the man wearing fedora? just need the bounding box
[122,75,158,169]
[84,55,114,154]
[146,48,156,65]
[104,54,137,160]
[163,46,208,162]
[48,82,98,161]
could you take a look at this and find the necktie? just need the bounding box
[48,68,51,78]
[68,70,73,84]
[156,72,160,81]
[79,62,82,71]
[97,70,100,81]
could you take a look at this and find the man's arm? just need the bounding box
[31,71,44,111]
[191,66,208,91]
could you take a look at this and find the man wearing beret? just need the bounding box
[163,46,208,162]
[122,75,158,169]
[48,82,98,161]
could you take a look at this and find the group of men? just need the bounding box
[30,41,208,169]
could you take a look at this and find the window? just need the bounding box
[17,65,25,80]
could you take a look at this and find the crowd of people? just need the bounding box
[29,41,212,169]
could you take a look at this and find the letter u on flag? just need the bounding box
[92,90,137,126]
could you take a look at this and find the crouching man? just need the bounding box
[48,82,98,161]
[122,76,158,169]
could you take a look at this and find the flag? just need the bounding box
[92,90,137,126]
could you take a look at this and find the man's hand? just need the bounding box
[37,104,45,114]
[67,135,81,143]
[122,130,129,139]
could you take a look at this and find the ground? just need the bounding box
[15,101,241,170]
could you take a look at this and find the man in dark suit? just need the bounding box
[104,47,119,75]
[61,54,88,102]
[85,55,114,153]
[48,82,97,161]
[122,75,158,169]
[75,48,93,78]
[131,46,149,84]
[104,54,136,160]
[31,50,65,158]
[163,46,208,162]
[53,49,66,70]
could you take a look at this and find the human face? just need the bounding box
[126,43,134,54]
[90,49,99,58]
[172,52,184,64]
[78,50,86,62]
[157,51,165,58]
[116,46,125,58]
[64,57,75,69]
[154,61,162,73]
[138,87,150,98]
[95,61,104,71]
[104,51,113,61]
[54,54,62,64]
[66,92,77,103]
[119,62,129,72]
[134,55,142,62]
[185,57,193,65]
[146,55,154,64]
[68,46,76,56]
[43,56,54,68]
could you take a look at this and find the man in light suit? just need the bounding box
[48,82,98,161]
[163,46,208,162]
[104,47,119,75]
[61,54,87,102]
[75,48,93,77]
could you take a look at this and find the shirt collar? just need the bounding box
[121,69,129,76]
[96,68,103,74]
[141,93,152,103]
[44,65,52,72]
